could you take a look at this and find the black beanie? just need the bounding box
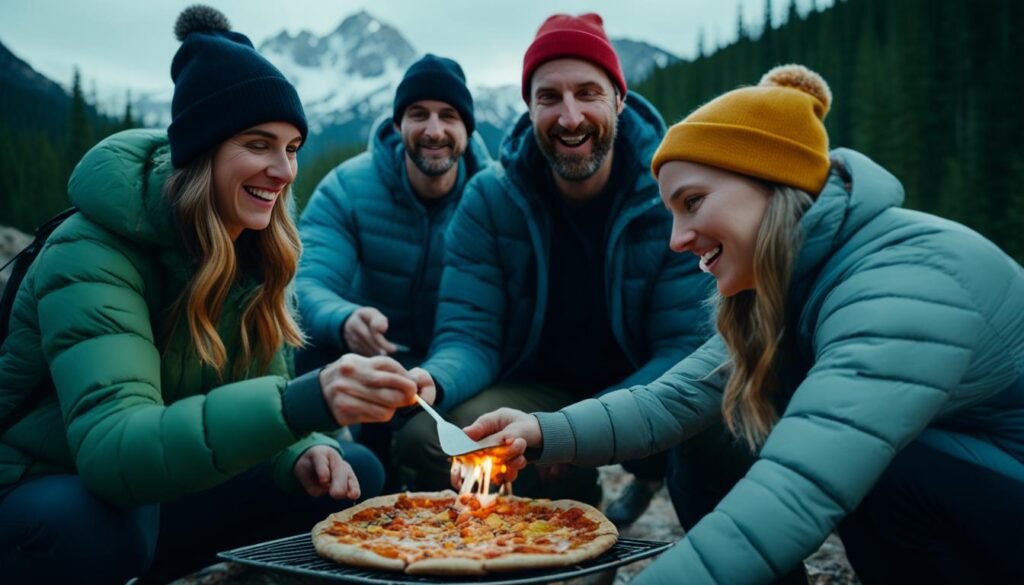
[393,54,475,136]
[168,5,308,169]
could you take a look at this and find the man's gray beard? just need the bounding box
[536,120,617,182]
[410,150,460,177]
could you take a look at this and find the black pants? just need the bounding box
[667,426,1024,584]
[837,440,1024,584]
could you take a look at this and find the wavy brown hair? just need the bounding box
[716,184,814,451]
[164,155,305,380]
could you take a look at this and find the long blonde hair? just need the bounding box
[716,184,814,451]
[164,155,305,379]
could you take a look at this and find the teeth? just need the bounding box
[245,187,276,201]
[698,246,722,273]
[559,135,586,146]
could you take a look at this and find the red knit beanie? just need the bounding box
[521,13,627,103]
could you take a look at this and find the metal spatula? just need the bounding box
[414,394,503,457]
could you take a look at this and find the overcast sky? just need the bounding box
[1,0,830,111]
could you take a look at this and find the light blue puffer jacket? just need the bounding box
[297,118,492,361]
[535,149,1024,584]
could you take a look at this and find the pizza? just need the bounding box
[312,490,618,575]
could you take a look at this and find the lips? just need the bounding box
[418,141,453,152]
[556,134,590,148]
[549,122,597,151]
[244,186,278,202]
[698,245,723,273]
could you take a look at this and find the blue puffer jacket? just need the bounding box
[297,118,492,360]
[421,93,711,411]
[535,149,1024,584]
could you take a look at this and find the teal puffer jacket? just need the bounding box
[535,149,1024,584]
[420,93,711,411]
[297,118,492,361]
[0,130,338,507]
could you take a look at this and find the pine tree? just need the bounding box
[68,68,92,168]
[736,6,748,42]
[122,89,135,130]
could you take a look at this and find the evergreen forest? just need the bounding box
[2,0,1022,261]
[637,0,1024,261]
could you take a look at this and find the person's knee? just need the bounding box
[343,442,386,499]
[2,477,157,582]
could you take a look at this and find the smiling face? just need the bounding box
[659,160,772,297]
[528,58,624,182]
[399,99,468,178]
[211,121,302,240]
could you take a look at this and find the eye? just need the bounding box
[286,143,300,154]
[684,194,705,212]
[247,141,269,151]
[536,92,557,105]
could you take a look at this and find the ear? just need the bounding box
[614,89,625,115]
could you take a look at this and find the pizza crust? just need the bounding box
[406,557,486,575]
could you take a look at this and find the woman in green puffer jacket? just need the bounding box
[0,7,433,583]
[462,65,1024,584]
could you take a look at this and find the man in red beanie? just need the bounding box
[397,13,710,524]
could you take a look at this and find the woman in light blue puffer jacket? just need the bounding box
[462,65,1024,584]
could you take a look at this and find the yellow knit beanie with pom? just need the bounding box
[651,64,832,195]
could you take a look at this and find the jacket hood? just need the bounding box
[67,129,178,246]
[791,148,906,296]
[367,115,493,198]
[499,92,666,202]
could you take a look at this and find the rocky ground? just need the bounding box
[172,465,860,585]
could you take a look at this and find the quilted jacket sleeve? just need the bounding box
[633,260,986,584]
[35,229,323,507]
[420,177,504,411]
[296,168,362,351]
[535,335,728,465]
[266,350,343,492]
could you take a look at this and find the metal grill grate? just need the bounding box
[218,535,673,584]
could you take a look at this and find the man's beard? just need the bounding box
[409,139,462,177]
[534,116,617,182]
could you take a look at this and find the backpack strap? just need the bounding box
[0,207,79,345]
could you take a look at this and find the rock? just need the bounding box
[0,225,33,295]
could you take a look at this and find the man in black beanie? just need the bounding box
[295,55,492,474]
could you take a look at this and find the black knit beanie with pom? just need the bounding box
[167,5,307,168]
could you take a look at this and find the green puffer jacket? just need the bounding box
[534,149,1024,584]
[0,129,338,507]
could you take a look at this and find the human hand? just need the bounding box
[319,354,419,427]
[293,445,361,500]
[408,367,437,405]
[343,307,397,356]
[451,408,539,488]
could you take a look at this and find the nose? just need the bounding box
[424,114,444,139]
[266,149,296,183]
[669,217,696,253]
[557,94,584,131]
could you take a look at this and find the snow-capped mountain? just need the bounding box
[129,11,679,156]
[259,11,416,134]
[613,39,681,83]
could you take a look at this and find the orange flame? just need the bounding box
[450,445,513,508]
